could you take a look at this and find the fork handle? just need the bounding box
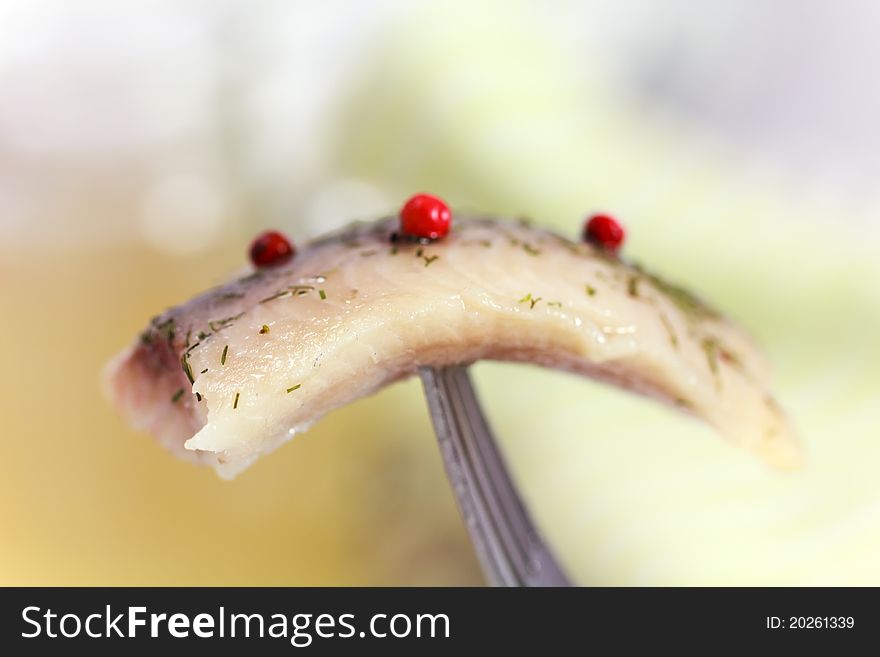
[420,366,572,587]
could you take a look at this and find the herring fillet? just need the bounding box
[104,216,801,478]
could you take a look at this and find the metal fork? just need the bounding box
[419,366,572,587]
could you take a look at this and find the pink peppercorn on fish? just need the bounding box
[104,216,801,478]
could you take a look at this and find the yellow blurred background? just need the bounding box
[2,0,879,585]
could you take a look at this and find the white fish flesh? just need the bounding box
[104,216,801,478]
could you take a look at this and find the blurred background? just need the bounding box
[2,0,879,585]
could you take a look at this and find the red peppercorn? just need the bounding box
[399,193,451,240]
[584,214,625,254]
[249,230,294,268]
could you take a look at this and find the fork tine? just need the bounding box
[419,365,572,587]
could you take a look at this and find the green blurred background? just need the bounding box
[2,0,879,585]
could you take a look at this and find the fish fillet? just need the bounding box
[104,216,800,478]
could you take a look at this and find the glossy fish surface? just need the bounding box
[105,216,800,478]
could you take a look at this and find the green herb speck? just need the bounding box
[259,325,270,334]
[319,289,327,300]
[209,312,245,332]
[627,275,640,298]
[585,284,596,296]
[233,392,240,409]
[422,255,439,267]
[286,384,302,393]
[221,345,228,365]
[660,313,679,348]
[171,388,185,403]
[180,353,195,385]
[259,290,291,304]
[153,317,176,346]
[701,338,720,375]
[218,291,245,301]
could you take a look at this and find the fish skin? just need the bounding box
[104,216,801,478]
